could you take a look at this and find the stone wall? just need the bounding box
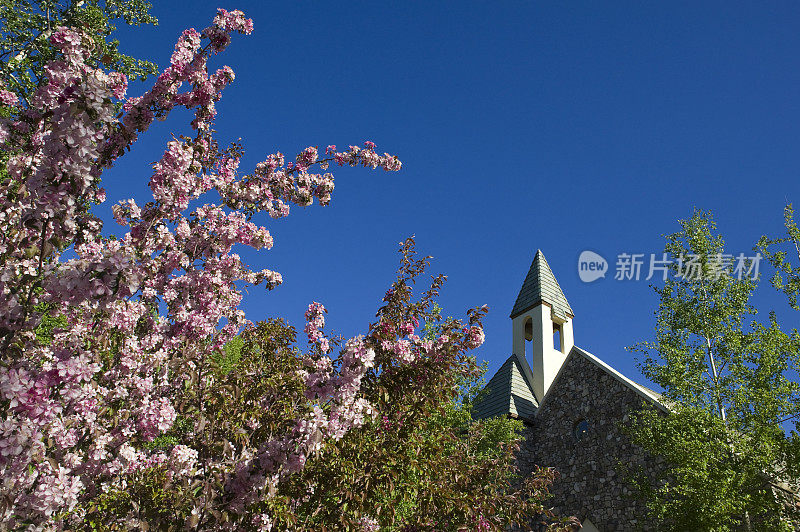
[515,352,666,531]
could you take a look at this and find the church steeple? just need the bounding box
[510,250,573,321]
[511,250,574,402]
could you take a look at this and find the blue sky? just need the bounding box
[106,1,800,389]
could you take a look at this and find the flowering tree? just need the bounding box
[0,8,566,531]
[0,8,402,528]
[0,0,159,106]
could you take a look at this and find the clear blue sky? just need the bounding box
[105,1,800,389]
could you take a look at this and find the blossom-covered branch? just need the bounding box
[0,8,402,528]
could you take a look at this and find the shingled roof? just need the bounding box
[475,347,668,423]
[472,352,538,422]
[510,250,574,321]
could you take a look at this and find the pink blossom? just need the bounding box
[392,339,415,363]
[137,398,177,441]
[0,89,17,106]
[465,325,485,349]
[359,515,380,531]
[168,445,199,480]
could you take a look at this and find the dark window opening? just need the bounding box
[574,419,589,442]
[553,325,562,351]
[524,317,533,358]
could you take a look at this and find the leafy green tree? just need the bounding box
[0,0,158,105]
[627,210,800,531]
[758,204,800,312]
[758,204,800,489]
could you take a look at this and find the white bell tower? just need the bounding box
[511,250,574,403]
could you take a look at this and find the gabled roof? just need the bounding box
[474,347,669,422]
[536,346,670,414]
[510,250,574,321]
[472,352,538,422]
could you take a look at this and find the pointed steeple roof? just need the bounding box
[510,250,574,321]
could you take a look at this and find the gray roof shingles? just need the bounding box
[473,352,538,422]
[510,250,574,321]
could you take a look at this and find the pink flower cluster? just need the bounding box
[252,512,273,531]
[378,317,454,365]
[359,515,380,531]
[0,88,17,106]
[332,142,402,172]
[204,8,253,52]
[464,325,486,349]
[167,444,199,480]
[304,301,330,353]
[137,397,178,442]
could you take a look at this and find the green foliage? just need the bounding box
[422,302,443,341]
[0,0,158,105]
[758,204,800,311]
[211,334,244,374]
[627,209,800,530]
[32,299,66,345]
[438,357,527,462]
[81,466,195,530]
[144,416,193,452]
[286,410,543,531]
[627,405,795,531]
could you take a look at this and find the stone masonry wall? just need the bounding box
[516,352,666,531]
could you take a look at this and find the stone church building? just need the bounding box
[473,251,669,531]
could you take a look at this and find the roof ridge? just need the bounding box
[535,346,669,414]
